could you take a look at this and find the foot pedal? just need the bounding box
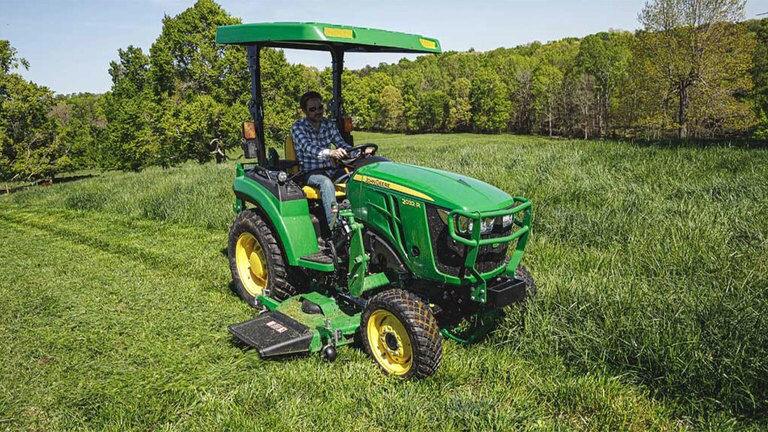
[228,311,314,357]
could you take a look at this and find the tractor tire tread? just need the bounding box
[363,289,443,379]
[228,210,296,306]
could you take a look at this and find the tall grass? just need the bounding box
[3,133,767,428]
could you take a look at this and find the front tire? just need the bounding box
[361,289,442,379]
[228,210,296,306]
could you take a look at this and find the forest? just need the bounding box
[1,0,767,181]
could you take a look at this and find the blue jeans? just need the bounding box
[306,168,345,228]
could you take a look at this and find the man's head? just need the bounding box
[300,91,324,124]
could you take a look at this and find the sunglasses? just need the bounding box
[307,105,324,113]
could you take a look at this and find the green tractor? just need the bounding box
[218,22,534,379]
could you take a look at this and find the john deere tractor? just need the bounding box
[218,22,534,379]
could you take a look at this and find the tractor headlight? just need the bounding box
[456,215,495,236]
[502,214,515,229]
[456,216,473,235]
[437,209,493,236]
[480,217,495,234]
[437,209,472,234]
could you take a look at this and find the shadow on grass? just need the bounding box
[54,174,96,184]
[1,174,96,196]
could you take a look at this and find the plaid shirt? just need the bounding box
[290,117,351,172]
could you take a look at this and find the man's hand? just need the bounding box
[330,148,348,160]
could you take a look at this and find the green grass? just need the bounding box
[1,133,767,430]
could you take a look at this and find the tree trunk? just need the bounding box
[548,114,552,137]
[677,81,689,139]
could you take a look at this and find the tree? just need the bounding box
[0,40,29,74]
[575,31,632,137]
[510,56,537,133]
[532,64,564,136]
[447,77,472,132]
[747,18,768,139]
[102,46,156,170]
[470,68,511,133]
[0,41,60,180]
[637,0,749,138]
[149,0,242,101]
[51,93,105,171]
[378,85,404,131]
[417,90,449,132]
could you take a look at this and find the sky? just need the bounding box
[2,0,767,95]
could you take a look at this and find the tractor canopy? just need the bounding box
[215,22,442,54]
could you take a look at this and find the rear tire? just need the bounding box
[361,289,442,379]
[228,210,296,306]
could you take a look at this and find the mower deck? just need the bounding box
[229,292,361,357]
[228,311,314,357]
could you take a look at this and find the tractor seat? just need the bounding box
[285,135,347,200]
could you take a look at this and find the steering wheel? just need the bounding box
[340,143,378,166]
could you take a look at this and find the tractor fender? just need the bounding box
[233,177,319,265]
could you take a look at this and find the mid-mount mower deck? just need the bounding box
[218,22,535,379]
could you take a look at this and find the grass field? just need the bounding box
[1,133,767,430]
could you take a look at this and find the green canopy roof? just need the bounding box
[216,22,441,54]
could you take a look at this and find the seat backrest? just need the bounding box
[284,135,299,175]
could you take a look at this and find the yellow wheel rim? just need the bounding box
[367,310,413,375]
[235,232,268,296]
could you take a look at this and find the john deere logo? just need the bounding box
[354,175,434,202]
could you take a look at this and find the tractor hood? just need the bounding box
[351,162,515,211]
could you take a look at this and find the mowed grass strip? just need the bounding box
[2,133,768,428]
[0,204,677,431]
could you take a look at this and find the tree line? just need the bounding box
[1,0,766,181]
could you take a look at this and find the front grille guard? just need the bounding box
[446,197,532,299]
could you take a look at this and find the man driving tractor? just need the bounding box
[290,91,352,227]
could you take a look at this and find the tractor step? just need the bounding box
[300,251,334,264]
[297,250,335,272]
[228,311,314,357]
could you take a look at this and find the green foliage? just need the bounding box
[51,93,106,172]
[575,32,632,136]
[0,41,60,180]
[0,40,29,73]
[636,0,752,139]
[377,85,404,131]
[531,64,563,136]
[149,0,242,101]
[447,77,472,132]
[470,69,510,133]
[747,18,768,138]
[96,1,251,170]
[417,90,449,132]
